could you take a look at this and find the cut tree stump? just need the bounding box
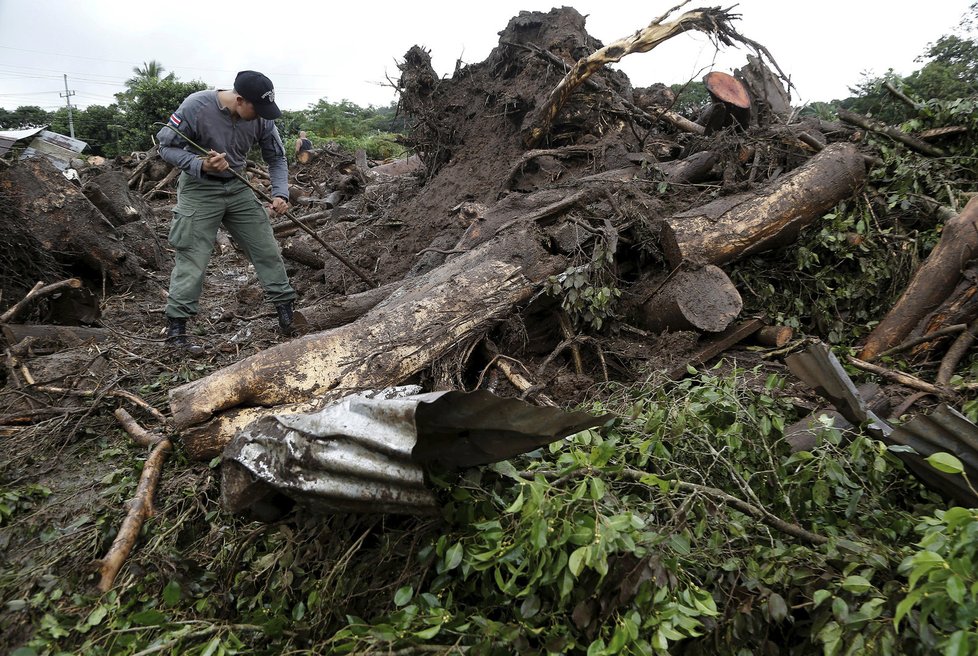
[170,226,568,458]
[859,196,978,361]
[659,143,867,267]
[630,264,743,334]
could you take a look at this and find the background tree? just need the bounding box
[0,106,52,130]
[125,60,175,88]
[115,77,208,154]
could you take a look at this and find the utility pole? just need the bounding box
[60,74,76,138]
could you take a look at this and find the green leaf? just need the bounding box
[767,593,788,622]
[520,594,541,619]
[894,588,924,628]
[162,580,181,606]
[505,491,525,513]
[946,576,967,604]
[131,609,166,626]
[841,575,873,594]
[945,630,970,656]
[813,590,832,608]
[926,452,965,475]
[414,624,441,639]
[201,636,221,656]
[394,586,413,607]
[445,542,464,570]
[86,605,107,626]
[569,546,587,577]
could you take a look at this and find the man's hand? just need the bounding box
[270,197,288,215]
[201,150,229,173]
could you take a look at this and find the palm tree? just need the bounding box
[125,60,175,88]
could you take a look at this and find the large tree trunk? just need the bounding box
[659,143,866,267]
[170,226,567,457]
[859,196,978,361]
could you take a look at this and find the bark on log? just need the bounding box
[281,239,326,269]
[660,143,867,267]
[80,169,154,226]
[751,325,794,348]
[906,263,978,358]
[2,323,108,347]
[627,151,718,185]
[295,281,399,331]
[170,226,567,457]
[859,196,978,361]
[630,264,743,333]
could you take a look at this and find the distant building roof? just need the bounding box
[0,126,88,170]
[0,126,45,157]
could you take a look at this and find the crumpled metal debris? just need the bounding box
[221,386,611,520]
[786,341,978,507]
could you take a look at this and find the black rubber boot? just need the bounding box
[275,302,296,337]
[166,317,189,347]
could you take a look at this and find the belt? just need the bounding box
[202,173,235,183]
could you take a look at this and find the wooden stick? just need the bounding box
[496,357,557,407]
[34,386,168,424]
[838,108,945,157]
[0,279,82,324]
[557,312,584,375]
[845,355,950,397]
[113,408,164,447]
[872,323,968,361]
[936,318,978,386]
[98,437,172,592]
[142,167,179,199]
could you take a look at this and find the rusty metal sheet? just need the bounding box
[222,386,611,519]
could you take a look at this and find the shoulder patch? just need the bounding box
[168,113,182,127]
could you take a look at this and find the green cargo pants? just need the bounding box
[165,172,296,319]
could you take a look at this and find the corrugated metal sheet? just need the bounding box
[0,126,45,157]
[21,130,88,171]
[786,342,978,506]
[222,386,611,518]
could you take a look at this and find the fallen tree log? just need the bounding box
[295,281,399,331]
[629,264,742,333]
[859,196,978,361]
[659,143,867,267]
[81,169,154,226]
[281,238,326,269]
[170,226,568,457]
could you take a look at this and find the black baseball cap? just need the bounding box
[234,70,282,120]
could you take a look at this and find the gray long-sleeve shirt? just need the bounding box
[156,90,289,199]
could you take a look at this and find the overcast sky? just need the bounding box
[0,1,972,114]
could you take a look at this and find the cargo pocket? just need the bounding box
[168,207,197,251]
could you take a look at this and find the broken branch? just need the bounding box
[97,437,173,592]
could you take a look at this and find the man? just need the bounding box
[294,130,313,157]
[156,70,297,348]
